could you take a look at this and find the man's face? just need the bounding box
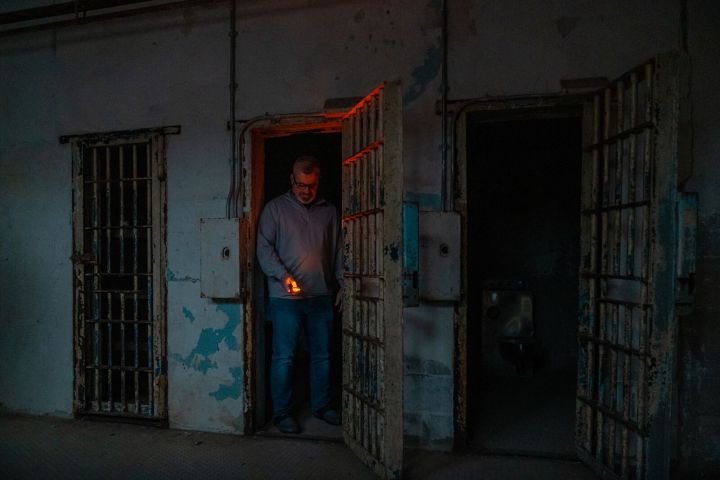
[290,170,320,204]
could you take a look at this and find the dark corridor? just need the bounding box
[466,114,582,456]
[255,132,343,440]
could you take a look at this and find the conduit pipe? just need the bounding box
[440,0,450,211]
[0,0,225,37]
[227,0,238,218]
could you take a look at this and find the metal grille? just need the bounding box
[341,83,403,479]
[73,139,165,420]
[576,56,679,479]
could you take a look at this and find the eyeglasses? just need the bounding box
[291,175,319,191]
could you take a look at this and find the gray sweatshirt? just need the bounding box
[256,191,343,299]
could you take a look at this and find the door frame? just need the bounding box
[452,95,585,449]
[240,116,342,433]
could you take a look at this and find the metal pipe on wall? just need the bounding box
[227,0,238,218]
[0,0,152,24]
[440,0,450,212]
[0,0,225,37]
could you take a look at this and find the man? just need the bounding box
[256,155,343,434]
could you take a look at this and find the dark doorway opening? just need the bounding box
[254,131,343,441]
[466,113,582,457]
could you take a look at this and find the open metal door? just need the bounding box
[341,82,403,479]
[576,53,685,479]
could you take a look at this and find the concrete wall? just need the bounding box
[1,0,719,473]
[677,0,720,476]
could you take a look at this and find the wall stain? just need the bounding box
[403,0,443,105]
[403,44,442,105]
[209,367,242,401]
[170,304,240,374]
[182,307,196,323]
[167,268,200,283]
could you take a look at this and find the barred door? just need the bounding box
[341,83,404,479]
[72,134,167,420]
[576,53,683,479]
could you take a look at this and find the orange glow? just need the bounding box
[343,140,384,165]
[289,280,301,295]
[341,83,385,120]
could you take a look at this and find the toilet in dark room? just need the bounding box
[481,282,536,376]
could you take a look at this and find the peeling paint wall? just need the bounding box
[0,0,719,472]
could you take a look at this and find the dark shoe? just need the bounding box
[274,415,300,434]
[314,407,341,426]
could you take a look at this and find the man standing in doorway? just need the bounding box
[257,155,343,434]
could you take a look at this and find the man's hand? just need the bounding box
[334,286,344,312]
[283,274,301,295]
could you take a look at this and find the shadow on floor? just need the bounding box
[0,414,597,479]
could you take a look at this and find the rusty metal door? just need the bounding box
[576,53,684,479]
[71,133,168,421]
[341,83,403,479]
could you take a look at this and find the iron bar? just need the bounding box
[342,385,384,413]
[342,328,382,346]
[85,365,152,372]
[583,121,654,152]
[133,147,141,414]
[578,333,648,359]
[577,395,646,436]
[598,297,651,309]
[107,293,113,411]
[83,178,152,183]
[83,225,150,230]
[90,147,101,411]
[105,147,112,275]
[342,208,383,224]
[627,73,639,277]
[581,272,646,282]
[86,319,152,324]
[613,81,624,277]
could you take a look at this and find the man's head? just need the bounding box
[290,155,320,204]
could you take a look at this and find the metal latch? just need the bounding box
[70,252,97,264]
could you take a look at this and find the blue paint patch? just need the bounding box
[405,192,442,211]
[167,269,200,283]
[215,303,241,352]
[170,303,241,374]
[403,44,442,104]
[209,367,243,401]
[182,307,196,323]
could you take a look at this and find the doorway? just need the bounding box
[251,128,344,441]
[465,111,582,457]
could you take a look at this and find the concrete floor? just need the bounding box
[471,372,576,457]
[0,414,598,479]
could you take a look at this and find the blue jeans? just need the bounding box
[269,296,334,419]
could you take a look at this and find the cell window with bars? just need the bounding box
[78,141,158,418]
